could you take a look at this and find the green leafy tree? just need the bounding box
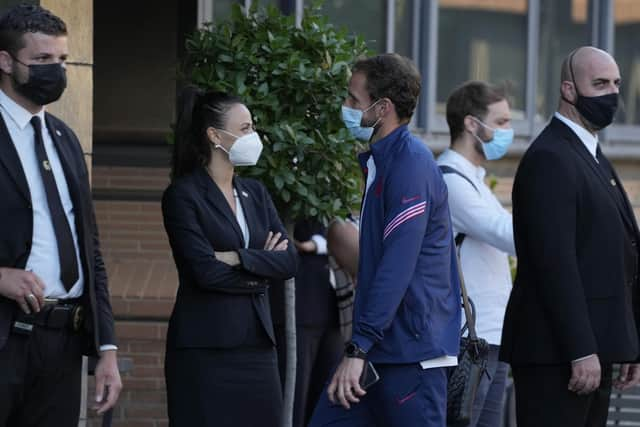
[180,3,369,426]
[182,1,369,224]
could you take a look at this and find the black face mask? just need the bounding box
[11,58,67,106]
[573,93,618,130]
[563,51,618,130]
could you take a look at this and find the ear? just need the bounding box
[463,115,479,134]
[378,98,394,118]
[206,126,221,145]
[0,51,13,75]
[561,80,576,103]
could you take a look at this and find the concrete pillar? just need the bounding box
[40,0,93,176]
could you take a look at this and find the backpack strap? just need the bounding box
[439,164,480,248]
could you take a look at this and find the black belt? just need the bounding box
[12,297,84,335]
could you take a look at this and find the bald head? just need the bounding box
[560,46,618,88]
[558,46,620,131]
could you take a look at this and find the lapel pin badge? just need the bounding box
[55,129,62,136]
[611,179,616,186]
[242,191,249,198]
[42,160,51,171]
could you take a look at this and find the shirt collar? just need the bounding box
[0,88,45,131]
[554,112,598,159]
[439,148,486,181]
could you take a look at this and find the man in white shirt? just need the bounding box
[437,81,515,427]
[0,5,121,426]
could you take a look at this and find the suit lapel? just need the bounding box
[198,169,245,246]
[45,114,83,216]
[602,155,640,236]
[0,113,30,202]
[555,118,635,230]
[44,114,94,290]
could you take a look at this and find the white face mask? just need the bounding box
[215,129,264,166]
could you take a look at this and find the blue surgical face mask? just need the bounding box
[341,99,381,141]
[470,117,514,161]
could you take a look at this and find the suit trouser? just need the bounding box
[308,363,448,427]
[512,363,612,427]
[0,321,83,427]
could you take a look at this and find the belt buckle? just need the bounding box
[43,298,58,307]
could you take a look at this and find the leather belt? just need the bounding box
[12,297,84,335]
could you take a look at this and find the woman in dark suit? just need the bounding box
[162,87,298,427]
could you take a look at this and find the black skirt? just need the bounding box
[165,325,283,427]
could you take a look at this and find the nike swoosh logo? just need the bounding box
[401,196,420,204]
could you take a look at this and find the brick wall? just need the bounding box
[87,159,640,426]
[87,166,173,427]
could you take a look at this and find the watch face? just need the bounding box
[346,343,356,355]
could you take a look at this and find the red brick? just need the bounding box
[123,378,163,390]
[131,365,165,378]
[128,341,167,354]
[124,404,166,418]
[116,322,163,340]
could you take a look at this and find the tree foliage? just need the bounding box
[181,1,370,223]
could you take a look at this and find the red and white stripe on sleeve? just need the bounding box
[383,201,426,240]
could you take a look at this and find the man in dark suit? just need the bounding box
[500,46,640,426]
[0,5,121,426]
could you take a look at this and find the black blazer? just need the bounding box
[162,169,298,349]
[0,112,115,355]
[500,117,640,365]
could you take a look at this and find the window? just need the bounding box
[436,1,528,118]
[537,0,591,122]
[614,0,640,125]
[395,0,413,57]
[306,0,386,53]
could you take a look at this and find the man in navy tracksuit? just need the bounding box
[309,54,461,426]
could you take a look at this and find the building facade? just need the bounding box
[1,1,640,426]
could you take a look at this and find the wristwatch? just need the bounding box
[345,341,367,359]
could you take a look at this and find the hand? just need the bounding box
[0,267,46,314]
[93,350,123,414]
[569,354,601,395]
[614,363,640,390]
[327,356,366,409]
[294,239,317,253]
[264,231,288,251]
[215,251,240,266]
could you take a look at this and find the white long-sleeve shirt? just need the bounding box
[437,149,515,345]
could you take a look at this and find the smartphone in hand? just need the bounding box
[359,361,380,389]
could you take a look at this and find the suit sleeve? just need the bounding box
[162,184,276,293]
[63,123,116,349]
[352,156,430,352]
[514,149,597,360]
[236,184,298,280]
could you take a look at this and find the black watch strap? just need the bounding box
[345,342,367,359]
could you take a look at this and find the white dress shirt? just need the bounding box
[554,112,599,161]
[0,89,84,299]
[437,149,515,345]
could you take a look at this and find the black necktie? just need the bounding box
[31,116,79,291]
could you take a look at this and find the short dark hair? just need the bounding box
[0,4,67,56]
[352,53,421,121]
[171,86,243,179]
[446,81,507,142]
